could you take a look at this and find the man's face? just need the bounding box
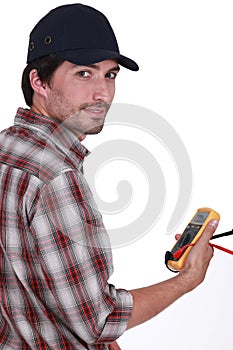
[44,59,119,138]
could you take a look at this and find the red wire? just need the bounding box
[209,243,233,255]
[173,244,195,259]
[173,243,233,260]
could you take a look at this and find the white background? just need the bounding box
[1,1,233,349]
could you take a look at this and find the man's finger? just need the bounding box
[197,219,219,245]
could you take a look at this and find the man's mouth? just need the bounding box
[81,104,110,121]
[84,107,106,115]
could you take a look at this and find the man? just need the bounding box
[0,4,218,350]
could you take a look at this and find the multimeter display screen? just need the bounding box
[191,211,209,225]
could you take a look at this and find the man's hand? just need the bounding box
[126,219,219,330]
[108,341,122,350]
[178,219,219,291]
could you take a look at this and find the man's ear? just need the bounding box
[29,69,48,98]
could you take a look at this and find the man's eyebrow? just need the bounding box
[108,65,120,72]
[84,64,120,71]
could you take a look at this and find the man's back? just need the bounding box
[0,108,132,349]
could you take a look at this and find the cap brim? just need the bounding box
[58,48,139,71]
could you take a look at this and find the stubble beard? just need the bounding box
[46,90,111,137]
[69,102,111,135]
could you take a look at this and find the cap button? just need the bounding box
[29,42,35,51]
[44,36,52,45]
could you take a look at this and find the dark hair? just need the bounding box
[21,54,65,106]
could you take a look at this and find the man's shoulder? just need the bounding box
[0,124,78,183]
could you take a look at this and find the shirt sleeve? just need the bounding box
[30,170,133,345]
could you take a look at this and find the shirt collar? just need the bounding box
[15,108,90,167]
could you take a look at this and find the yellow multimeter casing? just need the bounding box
[166,207,220,272]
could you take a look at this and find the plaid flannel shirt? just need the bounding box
[0,108,132,349]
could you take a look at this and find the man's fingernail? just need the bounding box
[209,219,219,228]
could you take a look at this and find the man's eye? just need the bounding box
[106,72,117,79]
[78,71,90,78]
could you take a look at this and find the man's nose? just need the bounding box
[92,78,114,102]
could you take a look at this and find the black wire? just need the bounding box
[164,251,179,273]
[210,229,233,240]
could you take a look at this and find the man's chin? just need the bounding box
[84,125,104,135]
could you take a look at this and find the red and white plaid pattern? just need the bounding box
[0,108,132,349]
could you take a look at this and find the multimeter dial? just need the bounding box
[170,224,202,258]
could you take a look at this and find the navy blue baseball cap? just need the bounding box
[27,3,139,71]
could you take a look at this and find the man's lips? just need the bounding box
[84,107,106,114]
[82,104,109,119]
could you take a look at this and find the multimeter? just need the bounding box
[165,207,220,272]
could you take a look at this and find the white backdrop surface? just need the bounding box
[1,1,233,349]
